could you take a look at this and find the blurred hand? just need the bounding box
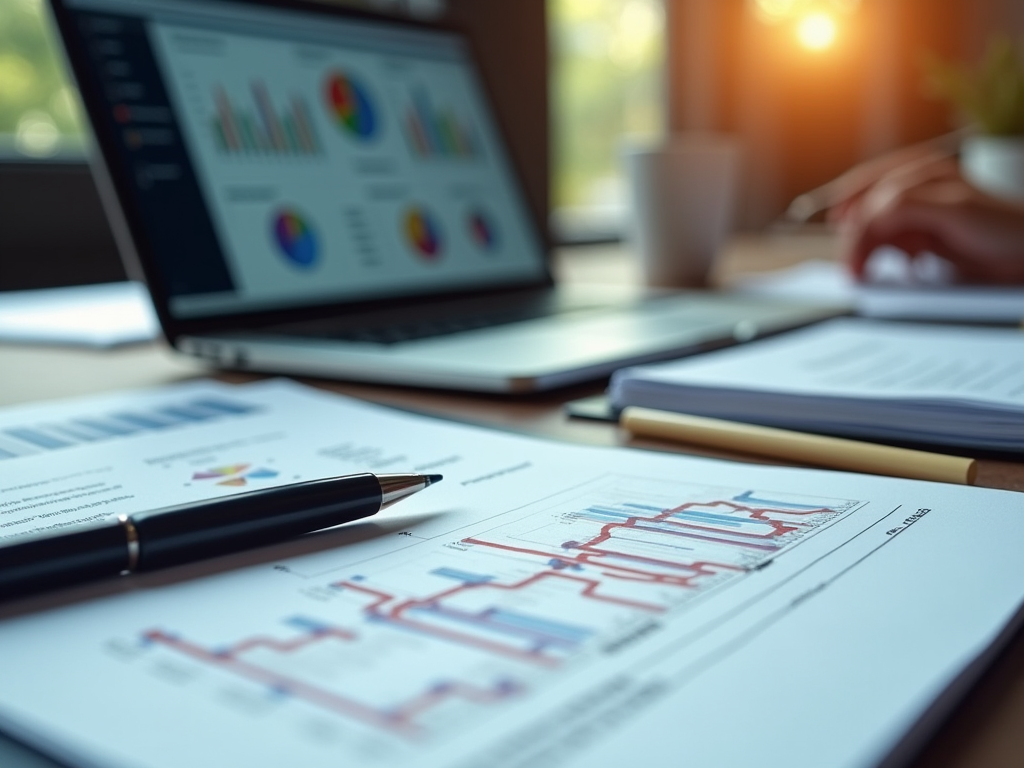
[823,142,951,222]
[829,151,1024,284]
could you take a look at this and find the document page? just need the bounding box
[612,318,1024,405]
[0,380,1023,768]
[0,380,307,541]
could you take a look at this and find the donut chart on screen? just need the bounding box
[324,71,378,139]
[403,206,442,260]
[272,209,319,268]
[468,209,498,252]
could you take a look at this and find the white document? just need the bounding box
[0,282,160,348]
[735,258,1024,323]
[609,318,1024,450]
[0,380,287,539]
[0,379,1023,768]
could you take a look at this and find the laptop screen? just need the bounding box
[57,0,548,320]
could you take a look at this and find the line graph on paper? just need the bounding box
[126,476,859,747]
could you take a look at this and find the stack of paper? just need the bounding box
[609,318,1024,451]
[2,379,1024,768]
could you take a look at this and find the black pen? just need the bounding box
[0,472,441,600]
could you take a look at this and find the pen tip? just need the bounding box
[424,474,443,486]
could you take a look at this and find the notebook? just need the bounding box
[608,318,1024,452]
[49,0,837,392]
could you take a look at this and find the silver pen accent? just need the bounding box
[116,514,141,572]
[378,473,443,509]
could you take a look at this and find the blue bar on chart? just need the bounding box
[431,567,495,585]
[4,428,73,450]
[0,397,261,461]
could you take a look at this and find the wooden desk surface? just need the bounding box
[2,234,1023,767]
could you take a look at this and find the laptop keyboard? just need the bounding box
[287,305,564,345]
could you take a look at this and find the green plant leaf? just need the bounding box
[921,35,1024,135]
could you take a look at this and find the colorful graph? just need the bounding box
[272,209,319,269]
[468,209,498,252]
[191,464,279,487]
[135,478,858,740]
[323,72,378,140]
[141,622,521,737]
[403,87,477,159]
[403,206,443,260]
[211,84,320,156]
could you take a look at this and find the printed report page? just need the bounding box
[0,380,1022,768]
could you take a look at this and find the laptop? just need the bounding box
[49,0,838,392]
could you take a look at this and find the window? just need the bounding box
[0,0,87,158]
[549,0,665,241]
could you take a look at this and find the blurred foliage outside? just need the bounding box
[0,0,85,157]
[924,36,1024,136]
[550,0,664,227]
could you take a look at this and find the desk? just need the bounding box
[2,234,1024,768]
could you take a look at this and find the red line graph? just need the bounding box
[339,580,558,666]
[330,497,836,664]
[336,567,663,666]
[465,498,831,587]
[144,629,408,733]
[142,628,520,737]
[392,679,521,722]
[565,499,831,568]
[462,537,737,587]
[137,489,845,738]
[225,626,356,655]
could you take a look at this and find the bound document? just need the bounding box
[608,318,1024,452]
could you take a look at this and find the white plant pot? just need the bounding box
[961,135,1024,201]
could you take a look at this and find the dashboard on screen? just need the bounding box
[61,0,548,319]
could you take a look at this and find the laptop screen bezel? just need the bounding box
[48,0,554,342]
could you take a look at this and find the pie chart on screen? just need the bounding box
[403,206,442,261]
[324,71,378,140]
[468,209,498,252]
[272,209,319,268]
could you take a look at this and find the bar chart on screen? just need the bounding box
[121,475,860,751]
[402,86,478,159]
[211,83,322,156]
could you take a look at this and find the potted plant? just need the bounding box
[925,37,1024,200]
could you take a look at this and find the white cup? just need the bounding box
[624,134,740,288]
[961,135,1024,202]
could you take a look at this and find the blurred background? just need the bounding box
[1,0,1022,288]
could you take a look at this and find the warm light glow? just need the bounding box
[751,0,800,24]
[796,12,837,50]
[749,0,860,26]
